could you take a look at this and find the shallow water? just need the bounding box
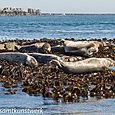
[0,86,115,115]
[0,15,115,40]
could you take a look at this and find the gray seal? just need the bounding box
[51,58,115,74]
[0,52,38,66]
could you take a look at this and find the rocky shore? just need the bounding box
[0,38,115,102]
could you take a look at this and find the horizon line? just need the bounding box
[0,7,115,14]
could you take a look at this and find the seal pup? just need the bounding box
[51,58,115,74]
[15,42,51,53]
[0,52,38,66]
[29,53,61,64]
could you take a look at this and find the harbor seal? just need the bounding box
[29,53,61,64]
[29,53,81,63]
[51,44,90,57]
[15,42,51,53]
[0,52,38,66]
[51,45,65,53]
[51,58,115,74]
[62,40,106,56]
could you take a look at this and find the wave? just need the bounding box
[99,22,115,25]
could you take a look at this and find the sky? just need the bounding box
[0,0,115,13]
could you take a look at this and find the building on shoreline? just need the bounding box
[0,7,92,16]
[0,7,41,16]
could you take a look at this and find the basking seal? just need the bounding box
[29,53,61,64]
[51,44,90,57]
[15,42,51,53]
[0,52,38,66]
[63,40,94,49]
[62,40,106,56]
[51,45,65,53]
[51,58,115,74]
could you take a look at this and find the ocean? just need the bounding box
[0,15,115,40]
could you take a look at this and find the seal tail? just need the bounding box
[50,59,64,68]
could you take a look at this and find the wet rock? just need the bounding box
[4,42,17,51]
[4,90,17,95]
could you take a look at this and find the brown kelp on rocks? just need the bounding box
[0,38,115,102]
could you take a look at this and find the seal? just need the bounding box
[0,52,38,66]
[51,44,90,57]
[51,58,115,74]
[29,53,61,64]
[15,42,51,53]
[63,40,94,49]
[62,40,106,56]
[51,45,65,53]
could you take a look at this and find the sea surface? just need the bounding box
[0,89,115,115]
[0,15,115,115]
[0,15,115,40]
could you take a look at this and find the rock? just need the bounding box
[4,42,17,51]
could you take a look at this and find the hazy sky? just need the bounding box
[0,0,115,13]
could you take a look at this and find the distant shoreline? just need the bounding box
[1,13,115,16]
[1,7,115,16]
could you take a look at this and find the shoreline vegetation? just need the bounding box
[0,38,115,102]
[0,7,115,16]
